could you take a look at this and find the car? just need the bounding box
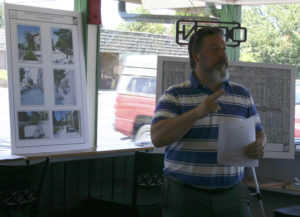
[114,55,156,143]
[114,55,300,148]
[295,81,300,138]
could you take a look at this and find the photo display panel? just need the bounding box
[5,4,90,154]
[157,56,296,159]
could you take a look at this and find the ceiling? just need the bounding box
[138,0,300,9]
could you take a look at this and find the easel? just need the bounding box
[250,167,266,217]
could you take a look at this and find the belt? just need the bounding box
[165,174,238,194]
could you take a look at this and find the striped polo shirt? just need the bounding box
[152,71,263,188]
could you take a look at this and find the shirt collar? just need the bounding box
[189,71,230,89]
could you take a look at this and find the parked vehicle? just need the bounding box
[114,55,156,143]
[295,81,300,138]
[114,55,300,145]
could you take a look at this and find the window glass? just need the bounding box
[98,2,300,148]
[0,0,74,149]
[296,83,300,105]
[98,0,189,146]
[127,77,156,94]
[240,4,300,146]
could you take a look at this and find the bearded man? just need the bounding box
[151,27,266,217]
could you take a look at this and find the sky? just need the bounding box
[3,0,127,29]
[17,24,40,44]
[3,0,173,30]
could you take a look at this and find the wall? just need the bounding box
[38,153,135,217]
[250,154,300,217]
[256,155,300,182]
[34,152,300,217]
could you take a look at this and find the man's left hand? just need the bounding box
[245,139,265,159]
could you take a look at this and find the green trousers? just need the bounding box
[162,175,252,217]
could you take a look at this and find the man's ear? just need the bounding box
[192,52,200,63]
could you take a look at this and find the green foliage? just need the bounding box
[0,69,7,81]
[117,6,168,34]
[117,5,220,36]
[23,50,38,61]
[53,127,60,134]
[240,5,300,77]
[29,112,43,125]
[0,69,7,87]
[28,78,33,86]
[53,29,73,55]
[19,68,25,82]
[25,32,37,50]
[54,69,66,88]
[0,4,4,29]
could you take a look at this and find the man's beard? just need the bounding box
[200,56,230,83]
[210,64,229,83]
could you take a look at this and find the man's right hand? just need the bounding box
[195,88,225,118]
[151,88,225,147]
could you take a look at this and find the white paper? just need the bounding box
[217,117,258,167]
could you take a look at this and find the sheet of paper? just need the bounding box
[217,117,258,167]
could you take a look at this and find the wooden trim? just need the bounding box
[0,144,154,161]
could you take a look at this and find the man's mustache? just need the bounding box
[216,58,228,67]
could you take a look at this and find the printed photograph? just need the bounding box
[18,111,50,140]
[20,68,44,105]
[51,28,74,64]
[54,69,76,105]
[17,25,42,63]
[53,110,81,138]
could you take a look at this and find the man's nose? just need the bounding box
[219,48,227,57]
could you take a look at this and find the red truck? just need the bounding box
[114,55,156,143]
[295,81,300,138]
[114,55,300,145]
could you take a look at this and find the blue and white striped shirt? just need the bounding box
[152,71,263,188]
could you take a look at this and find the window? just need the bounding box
[296,82,300,105]
[240,4,300,152]
[127,77,156,94]
[97,0,189,147]
[1,1,298,155]
[98,2,300,157]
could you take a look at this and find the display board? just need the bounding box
[157,56,296,159]
[5,4,90,154]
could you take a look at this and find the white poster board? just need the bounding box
[5,4,90,154]
[157,56,296,159]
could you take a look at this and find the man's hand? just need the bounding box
[151,88,225,147]
[195,88,225,118]
[244,131,266,159]
[245,140,264,159]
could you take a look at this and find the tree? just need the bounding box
[23,50,38,61]
[25,32,36,50]
[0,4,4,29]
[240,5,300,77]
[117,6,168,34]
[54,69,66,91]
[53,29,73,60]
[117,5,219,36]
[20,68,25,82]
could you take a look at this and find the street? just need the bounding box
[97,90,132,146]
[0,88,11,147]
[21,87,44,105]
